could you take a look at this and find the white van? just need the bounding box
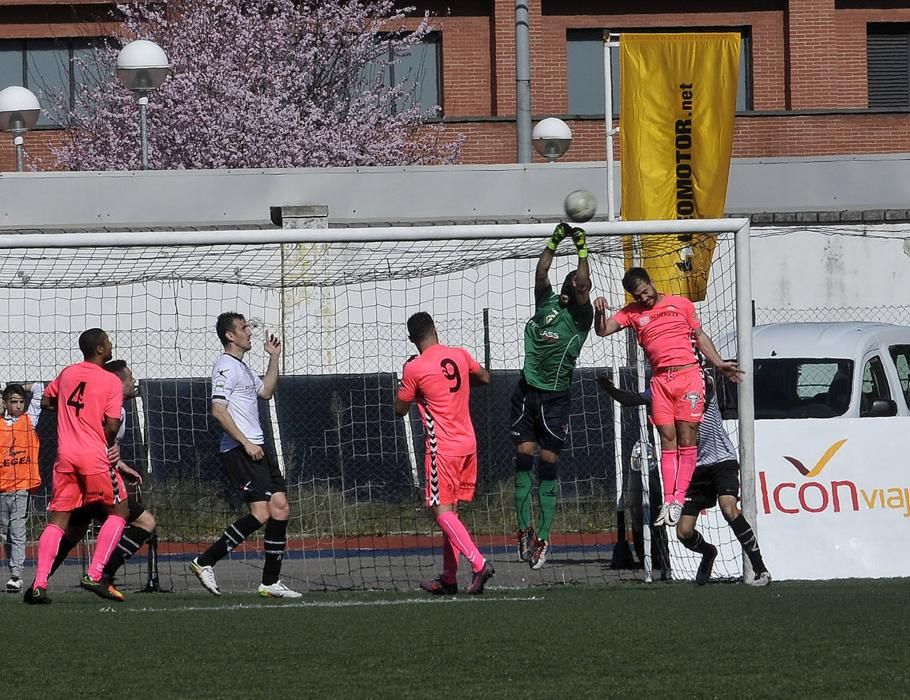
[723,322,910,581]
[719,322,910,419]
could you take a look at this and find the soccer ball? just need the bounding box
[563,190,597,223]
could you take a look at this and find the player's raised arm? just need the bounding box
[570,227,591,306]
[535,223,572,293]
[594,297,622,336]
[258,332,281,400]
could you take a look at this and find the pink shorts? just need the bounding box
[49,466,126,512]
[650,365,705,426]
[425,452,477,507]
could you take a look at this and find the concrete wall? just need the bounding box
[4,154,910,229]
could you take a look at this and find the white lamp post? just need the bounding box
[532,117,572,162]
[117,40,169,170]
[0,86,41,172]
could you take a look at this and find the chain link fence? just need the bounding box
[755,305,910,326]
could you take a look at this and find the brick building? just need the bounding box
[3,0,910,170]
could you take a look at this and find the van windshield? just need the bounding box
[718,358,854,419]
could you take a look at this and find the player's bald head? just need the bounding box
[79,328,109,359]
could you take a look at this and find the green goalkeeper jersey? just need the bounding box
[522,285,594,392]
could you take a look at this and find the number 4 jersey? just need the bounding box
[397,344,480,457]
[44,361,123,473]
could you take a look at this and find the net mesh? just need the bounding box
[3,226,745,592]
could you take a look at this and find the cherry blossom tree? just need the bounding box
[54,0,461,170]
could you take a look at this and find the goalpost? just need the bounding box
[0,217,753,592]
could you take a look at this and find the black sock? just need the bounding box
[678,530,715,556]
[729,515,767,573]
[198,513,263,567]
[50,536,79,577]
[261,518,288,586]
[103,525,153,579]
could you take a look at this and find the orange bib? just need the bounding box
[0,414,41,492]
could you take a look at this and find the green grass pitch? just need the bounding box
[3,579,908,699]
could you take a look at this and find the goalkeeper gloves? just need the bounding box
[572,227,588,259]
[546,222,573,252]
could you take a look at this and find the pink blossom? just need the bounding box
[54,0,462,170]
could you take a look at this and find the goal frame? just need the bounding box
[0,216,755,580]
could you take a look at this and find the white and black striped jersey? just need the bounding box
[211,353,265,452]
[696,396,738,467]
[117,406,126,442]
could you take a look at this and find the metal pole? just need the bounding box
[138,96,149,170]
[482,308,493,477]
[734,220,757,582]
[515,0,532,163]
[14,135,24,172]
[603,33,619,221]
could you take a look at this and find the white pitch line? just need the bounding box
[98,595,546,614]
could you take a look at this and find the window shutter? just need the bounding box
[868,32,910,108]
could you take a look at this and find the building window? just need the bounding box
[567,29,751,116]
[363,33,442,116]
[868,24,910,108]
[0,38,109,126]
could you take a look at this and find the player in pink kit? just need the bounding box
[395,312,495,594]
[25,328,129,604]
[594,268,743,527]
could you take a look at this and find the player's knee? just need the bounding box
[516,442,536,457]
[515,452,535,472]
[537,459,558,482]
[676,518,695,540]
[719,500,740,523]
[249,501,270,523]
[268,500,290,521]
[135,510,156,531]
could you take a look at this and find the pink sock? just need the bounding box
[441,531,458,584]
[87,515,127,582]
[34,523,65,589]
[659,449,678,504]
[436,511,485,574]
[674,446,698,504]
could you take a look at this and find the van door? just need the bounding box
[859,354,894,417]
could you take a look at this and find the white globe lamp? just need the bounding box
[0,86,41,171]
[117,40,170,169]
[532,117,572,162]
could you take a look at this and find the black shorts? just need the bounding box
[69,480,146,531]
[682,460,740,516]
[221,446,287,503]
[509,376,572,454]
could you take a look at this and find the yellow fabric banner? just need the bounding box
[620,33,740,301]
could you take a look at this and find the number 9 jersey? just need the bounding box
[397,344,480,457]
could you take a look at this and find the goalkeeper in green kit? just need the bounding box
[511,223,593,569]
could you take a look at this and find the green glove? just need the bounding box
[572,226,588,259]
[546,222,572,251]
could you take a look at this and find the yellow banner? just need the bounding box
[620,33,740,301]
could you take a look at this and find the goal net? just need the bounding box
[1,219,753,592]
